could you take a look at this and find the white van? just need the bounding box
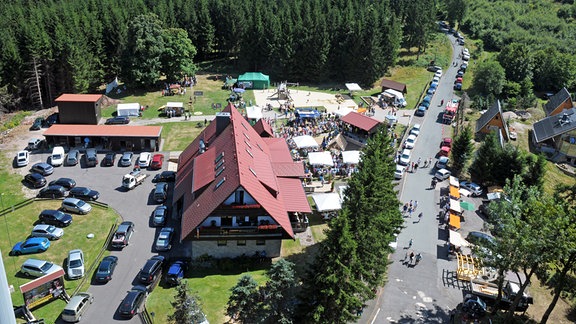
[381,89,407,107]
[51,146,65,166]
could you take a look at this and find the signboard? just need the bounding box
[193,91,203,96]
[20,269,66,309]
[239,81,253,89]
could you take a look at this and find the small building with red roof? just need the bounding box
[55,94,104,125]
[174,103,310,258]
[340,111,382,147]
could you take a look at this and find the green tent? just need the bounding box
[237,72,270,89]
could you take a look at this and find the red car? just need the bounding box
[440,138,452,157]
[150,154,164,170]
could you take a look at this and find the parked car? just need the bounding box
[404,134,417,149]
[66,149,80,166]
[434,70,443,78]
[120,152,133,167]
[84,148,98,167]
[24,173,46,188]
[67,249,85,279]
[394,165,405,180]
[39,209,73,227]
[30,162,54,176]
[138,255,165,284]
[102,152,116,166]
[49,177,76,190]
[431,76,440,83]
[456,70,464,77]
[51,146,65,166]
[435,156,450,169]
[27,138,44,151]
[37,185,66,199]
[95,256,118,283]
[61,292,93,322]
[153,171,176,183]
[434,168,452,181]
[415,106,427,117]
[399,149,411,166]
[61,197,92,215]
[153,182,168,203]
[30,117,44,131]
[10,237,50,256]
[427,65,442,72]
[118,286,148,318]
[68,187,100,201]
[30,224,64,240]
[454,83,462,91]
[410,124,421,136]
[426,87,435,95]
[460,63,468,71]
[165,260,187,286]
[138,152,152,168]
[460,181,484,196]
[466,231,496,247]
[20,258,62,278]
[16,150,30,167]
[150,154,164,170]
[45,113,59,127]
[111,221,135,249]
[455,77,463,84]
[152,205,168,226]
[105,116,130,125]
[155,227,175,251]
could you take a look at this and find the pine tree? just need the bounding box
[168,281,206,324]
[226,274,261,323]
[260,259,297,323]
[469,132,501,185]
[450,126,473,175]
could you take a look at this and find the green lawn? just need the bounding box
[147,269,267,324]
[0,199,119,323]
[152,122,206,151]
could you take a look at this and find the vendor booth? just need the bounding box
[450,199,462,214]
[449,229,470,247]
[308,151,334,166]
[117,103,140,117]
[237,72,270,89]
[449,212,461,230]
[292,135,319,149]
[449,176,460,188]
[166,102,185,117]
[342,150,361,165]
[312,193,342,220]
[333,107,354,117]
[295,108,321,119]
[246,106,263,120]
[449,185,461,199]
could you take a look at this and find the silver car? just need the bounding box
[62,292,93,322]
[67,249,85,279]
[61,198,92,215]
[155,227,174,251]
[30,224,64,240]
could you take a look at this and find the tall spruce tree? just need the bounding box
[226,274,261,323]
[469,132,501,185]
[168,281,205,324]
[450,126,473,175]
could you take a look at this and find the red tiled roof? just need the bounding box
[55,94,103,103]
[340,112,381,132]
[177,104,304,241]
[272,162,305,177]
[43,124,162,137]
[262,138,294,162]
[20,268,65,293]
[192,148,216,192]
[253,119,274,137]
[277,177,312,213]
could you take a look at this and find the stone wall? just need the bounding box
[191,239,281,259]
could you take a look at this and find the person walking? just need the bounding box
[408,239,413,248]
[417,157,422,166]
[415,253,422,265]
[409,251,415,265]
[413,200,418,210]
[418,212,423,222]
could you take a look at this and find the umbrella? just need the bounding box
[233,88,246,93]
[460,201,475,211]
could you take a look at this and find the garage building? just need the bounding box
[55,94,104,125]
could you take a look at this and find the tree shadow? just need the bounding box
[394,303,452,323]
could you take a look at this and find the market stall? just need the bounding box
[308,151,334,166]
[292,135,319,149]
[342,150,361,165]
[312,193,342,220]
[117,103,140,117]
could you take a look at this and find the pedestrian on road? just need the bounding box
[409,200,413,210]
[441,99,444,106]
[417,157,422,166]
[409,251,415,264]
[415,253,422,265]
[413,200,418,210]
[414,163,418,172]
[418,212,423,221]
[428,157,433,166]
[402,203,408,215]
[408,239,413,248]
[423,160,428,168]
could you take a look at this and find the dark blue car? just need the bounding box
[10,237,50,256]
[165,260,187,286]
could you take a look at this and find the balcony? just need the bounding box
[195,224,283,238]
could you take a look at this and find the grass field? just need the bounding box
[152,122,206,151]
[0,199,119,322]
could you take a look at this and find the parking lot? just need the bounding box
[18,148,174,323]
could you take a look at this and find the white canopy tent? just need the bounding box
[167,102,184,109]
[246,106,263,120]
[333,107,354,117]
[342,150,361,164]
[449,229,470,247]
[312,193,342,212]
[293,135,319,149]
[345,83,362,92]
[308,151,334,166]
[117,103,140,117]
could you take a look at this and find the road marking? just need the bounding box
[370,308,380,324]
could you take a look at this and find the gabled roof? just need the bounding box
[475,100,510,140]
[544,88,572,116]
[253,118,274,137]
[380,79,407,93]
[55,94,103,103]
[43,124,162,137]
[340,112,381,132]
[177,104,309,241]
[533,108,576,143]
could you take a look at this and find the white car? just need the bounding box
[67,249,85,279]
[138,152,151,168]
[434,70,443,78]
[394,165,405,179]
[16,150,30,167]
[399,149,411,166]
[410,124,421,137]
[432,76,440,83]
[460,181,483,196]
[51,146,65,167]
[404,134,417,149]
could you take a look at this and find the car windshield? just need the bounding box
[76,200,86,207]
[40,262,53,271]
[98,262,110,272]
[54,212,65,220]
[70,259,82,268]
[46,226,56,233]
[77,188,89,194]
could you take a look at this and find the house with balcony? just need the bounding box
[173,103,311,258]
[532,108,576,165]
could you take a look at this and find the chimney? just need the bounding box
[216,112,231,135]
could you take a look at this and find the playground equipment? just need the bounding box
[268,81,294,101]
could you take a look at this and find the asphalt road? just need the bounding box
[362,34,470,323]
[28,151,171,323]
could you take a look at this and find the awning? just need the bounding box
[167,102,184,108]
[345,83,362,92]
[246,106,263,120]
[449,186,461,199]
[450,198,462,214]
[117,103,140,116]
[341,150,361,165]
[308,151,334,166]
[450,213,461,229]
[459,187,471,197]
[312,193,342,212]
[333,107,354,117]
[449,176,460,188]
[292,135,319,149]
[449,229,469,247]
[295,109,321,119]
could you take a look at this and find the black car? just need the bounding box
[49,177,76,190]
[103,153,116,166]
[454,83,462,91]
[68,187,100,201]
[38,209,73,227]
[138,255,165,285]
[24,173,46,188]
[45,113,59,127]
[95,256,118,283]
[105,116,130,125]
[118,286,147,318]
[37,185,66,198]
[153,171,176,183]
[30,117,44,131]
